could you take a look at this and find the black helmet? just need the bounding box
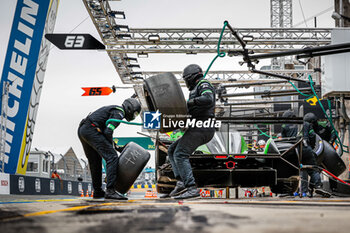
[282,109,295,118]
[303,112,317,124]
[182,64,203,90]
[122,98,141,121]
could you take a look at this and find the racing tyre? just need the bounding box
[115,142,151,194]
[143,72,187,133]
[321,141,346,177]
[270,176,299,194]
[313,134,325,164]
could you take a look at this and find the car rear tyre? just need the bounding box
[143,72,187,133]
[320,141,346,177]
[270,176,299,194]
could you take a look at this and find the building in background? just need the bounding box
[26,147,91,182]
[55,147,86,181]
[26,150,51,178]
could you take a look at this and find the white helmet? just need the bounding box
[257,139,266,146]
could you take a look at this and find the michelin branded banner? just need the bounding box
[0,0,59,174]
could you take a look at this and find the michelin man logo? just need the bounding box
[143,110,161,129]
[18,177,25,192]
[35,178,41,193]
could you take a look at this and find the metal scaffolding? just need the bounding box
[82,0,330,84]
[139,69,314,84]
[270,0,293,67]
[270,0,293,28]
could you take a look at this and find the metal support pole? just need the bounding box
[251,69,309,83]
[226,187,230,199]
[314,17,317,28]
[221,80,288,88]
[48,151,55,173]
[217,116,304,124]
[220,87,314,98]
[59,154,67,180]
[296,48,350,59]
[248,42,350,60]
[348,123,350,179]
[224,99,304,106]
[228,107,270,113]
[224,21,246,48]
[340,0,344,27]
[226,123,229,153]
[229,111,286,118]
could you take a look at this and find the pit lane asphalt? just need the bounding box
[1,194,350,233]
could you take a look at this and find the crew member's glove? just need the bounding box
[114,144,125,153]
[187,98,195,108]
[104,128,113,142]
[302,139,309,147]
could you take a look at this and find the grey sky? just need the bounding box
[0,0,335,166]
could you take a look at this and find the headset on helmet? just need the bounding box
[303,112,317,124]
[122,98,141,121]
[182,64,203,90]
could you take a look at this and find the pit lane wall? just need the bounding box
[0,174,92,196]
[0,0,59,175]
[0,173,10,194]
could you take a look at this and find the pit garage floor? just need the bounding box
[1,194,350,233]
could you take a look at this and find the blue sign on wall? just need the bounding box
[0,0,51,174]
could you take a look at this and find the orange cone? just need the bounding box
[145,190,153,198]
[91,191,94,198]
[152,191,158,198]
[80,189,84,197]
[85,190,90,197]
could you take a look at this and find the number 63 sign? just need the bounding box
[45,33,105,50]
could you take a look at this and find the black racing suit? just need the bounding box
[78,105,125,193]
[300,121,323,193]
[313,121,337,145]
[168,79,216,188]
[281,124,298,138]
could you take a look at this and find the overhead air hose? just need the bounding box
[307,75,345,156]
[288,81,312,97]
[285,74,345,156]
[254,124,277,139]
[205,21,347,155]
[203,21,228,78]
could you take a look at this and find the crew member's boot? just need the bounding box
[93,189,105,199]
[174,186,200,199]
[105,189,128,200]
[168,181,187,197]
[314,185,331,198]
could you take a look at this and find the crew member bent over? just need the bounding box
[167,64,216,199]
[78,98,141,200]
[301,112,333,197]
[281,109,298,138]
